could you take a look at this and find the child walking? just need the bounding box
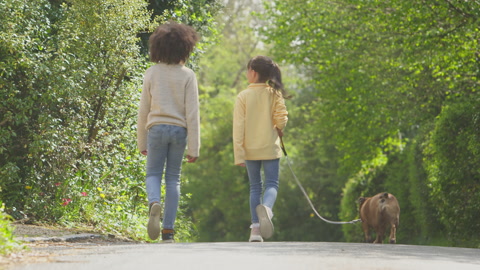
[233,56,290,242]
[137,22,200,242]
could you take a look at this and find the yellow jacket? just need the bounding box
[233,83,288,165]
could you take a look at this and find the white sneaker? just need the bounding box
[147,202,162,240]
[249,223,263,242]
[256,204,274,239]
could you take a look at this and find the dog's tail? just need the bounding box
[379,193,400,224]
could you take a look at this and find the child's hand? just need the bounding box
[186,155,198,163]
[276,128,284,137]
[236,163,246,167]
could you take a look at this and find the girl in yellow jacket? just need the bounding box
[233,56,289,242]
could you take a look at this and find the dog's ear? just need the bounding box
[358,197,366,204]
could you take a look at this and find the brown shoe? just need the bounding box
[162,229,175,243]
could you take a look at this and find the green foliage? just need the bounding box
[425,97,480,247]
[261,0,479,246]
[403,132,445,245]
[0,0,52,214]
[340,137,446,244]
[273,97,349,242]
[150,0,221,71]
[261,0,479,175]
[0,202,22,255]
[183,88,250,241]
[0,0,221,242]
[181,0,268,242]
[340,150,389,242]
[1,0,478,247]
[0,0,153,235]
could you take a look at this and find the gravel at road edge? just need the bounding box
[0,223,138,269]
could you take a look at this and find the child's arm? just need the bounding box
[273,96,288,131]
[137,74,151,154]
[233,94,246,165]
[185,71,200,159]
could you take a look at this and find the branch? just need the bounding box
[0,118,9,126]
[444,0,472,17]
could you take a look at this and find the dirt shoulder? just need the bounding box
[12,222,139,242]
[1,223,139,269]
[13,223,96,239]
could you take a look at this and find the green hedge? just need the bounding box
[425,97,480,247]
[341,97,480,247]
[340,131,444,245]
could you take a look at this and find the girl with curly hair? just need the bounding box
[137,22,200,243]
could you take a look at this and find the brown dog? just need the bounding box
[358,192,400,244]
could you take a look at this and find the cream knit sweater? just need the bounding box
[233,83,288,165]
[136,63,200,157]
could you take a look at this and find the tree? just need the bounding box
[260,0,479,245]
[0,0,221,240]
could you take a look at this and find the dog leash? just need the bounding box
[279,136,362,225]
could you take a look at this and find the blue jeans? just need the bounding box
[245,159,280,223]
[146,124,187,229]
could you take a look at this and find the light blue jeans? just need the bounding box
[245,159,280,223]
[146,124,187,229]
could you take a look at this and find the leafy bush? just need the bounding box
[340,134,450,245]
[0,202,21,255]
[402,130,446,245]
[261,0,479,247]
[0,0,152,231]
[340,149,388,243]
[425,97,480,247]
[0,0,220,241]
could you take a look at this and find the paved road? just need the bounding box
[12,242,480,270]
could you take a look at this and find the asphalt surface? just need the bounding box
[10,241,480,270]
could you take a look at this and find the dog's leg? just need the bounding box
[389,223,397,244]
[374,226,385,244]
[362,222,371,243]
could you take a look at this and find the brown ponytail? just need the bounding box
[247,56,291,99]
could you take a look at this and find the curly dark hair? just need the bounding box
[149,21,199,64]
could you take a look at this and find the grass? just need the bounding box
[0,203,22,255]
